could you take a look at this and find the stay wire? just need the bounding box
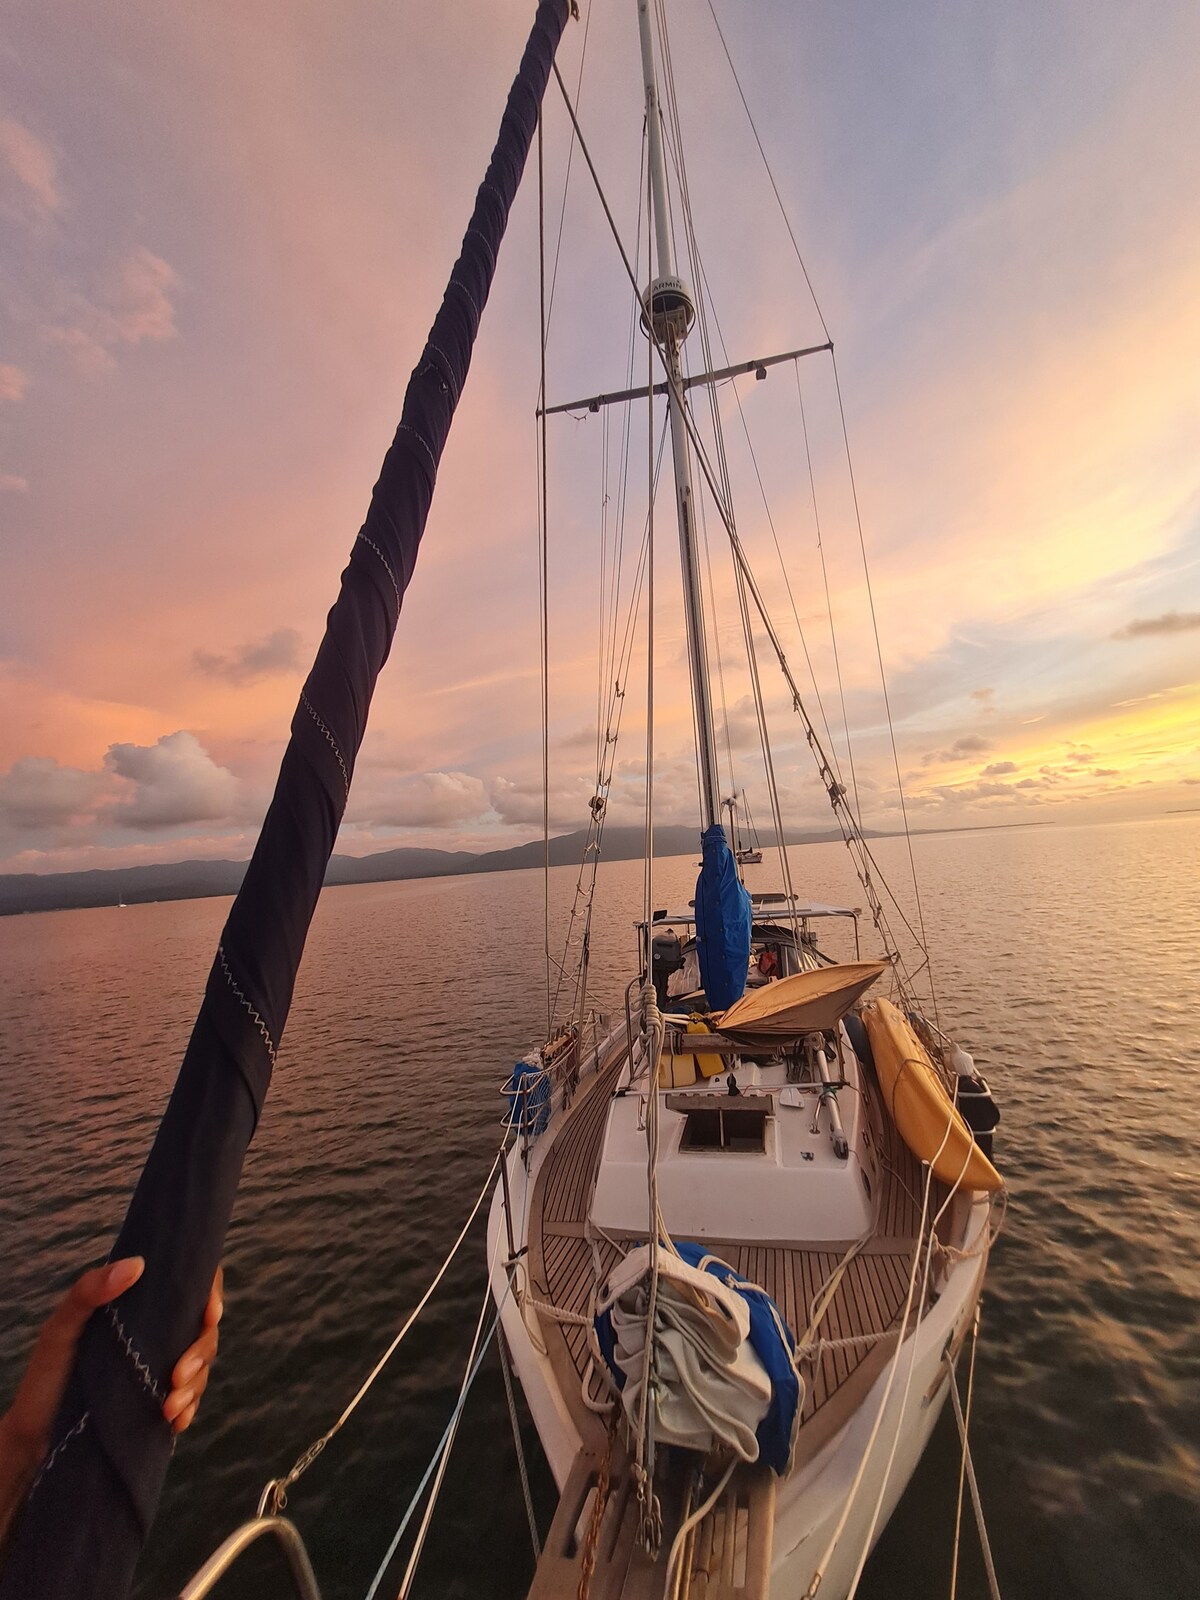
[550,57,926,988]
[794,359,863,829]
[538,112,552,1039]
[830,346,936,1015]
[702,0,830,343]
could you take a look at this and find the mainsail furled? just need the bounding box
[694,823,752,1010]
[0,5,571,1596]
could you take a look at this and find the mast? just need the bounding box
[636,0,722,831]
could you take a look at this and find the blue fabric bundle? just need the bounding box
[594,1241,800,1476]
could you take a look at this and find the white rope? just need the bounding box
[663,1459,737,1594]
[259,1142,505,1513]
[497,1323,541,1561]
[947,1353,1003,1600]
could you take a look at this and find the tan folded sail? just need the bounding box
[717,960,889,1041]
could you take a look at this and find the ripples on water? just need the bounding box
[0,818,1197,1599]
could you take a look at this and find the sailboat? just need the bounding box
[1,5,1005,1599]
[724,794,763,867]
[486,3,1006,1597]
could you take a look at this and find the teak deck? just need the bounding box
[526,1047,939,1462]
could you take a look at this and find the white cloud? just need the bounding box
[352,770,489,828]
[49,247,179,373]
[105,731,239,828]
[0,117,59,216]
[0,756,102,829]
[0,473,29,493]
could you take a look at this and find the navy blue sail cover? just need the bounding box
[695,824,752,1010]
[0,5,570,1596]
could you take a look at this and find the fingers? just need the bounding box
[49,1257,145,1344]
[171,1321,218,1392]
[164,1267,223,1434]
[203,1265,224,1329]
[6,1257,145,1457]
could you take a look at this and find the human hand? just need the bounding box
[2,1258,223,1462]
[163,1265,223,1435]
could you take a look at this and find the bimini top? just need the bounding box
[645,893,860,928]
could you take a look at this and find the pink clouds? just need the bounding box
[0,116,59,216]
[48,247,180,373]
[105,732,239,829]
[0,364,28,401]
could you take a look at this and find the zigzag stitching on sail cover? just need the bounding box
[355,531,402,619]
[216,942,277,1066]
[299,692,350,799]
[464,228,497,270]
[105,1305,166,1403]
[28,1411,89,1498]
[396,422,438,474]
[448,278,482,326]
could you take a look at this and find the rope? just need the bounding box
[497,1323,541,1562]
[947,1331,1003,1600]
[362,1286,501,1600]
[259,1144,505,1515]
[663,1458,737,1594]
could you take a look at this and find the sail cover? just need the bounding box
[0,5,570,1597]
[695,824,752,1010]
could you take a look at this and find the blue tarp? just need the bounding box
[675,1243,799,1475]
[695,824,752,1010]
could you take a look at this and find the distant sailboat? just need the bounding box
[725,790,763,866]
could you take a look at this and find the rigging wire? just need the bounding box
[702,0,830,343]
[830,347,938,1020]
[548,58,931,999]
[537,112,552,1039]
[543,0,593,334]
[794,359,863,828]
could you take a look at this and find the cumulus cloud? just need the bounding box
[1113,612,1200,639]
[355,770,489,828]
[0,756,103,829]
[489,772,597,830]
[105,731,239,828]
[0,117,59,216]
[922,733,992,765]
[0,364,28,402]
[980,760,1018,776]
[49,247,179,373]
[0,473,28,493]
[194,627,303,685]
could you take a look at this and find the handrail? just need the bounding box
[178,1516,321,1600]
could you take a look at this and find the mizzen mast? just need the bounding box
[637,0,722,831]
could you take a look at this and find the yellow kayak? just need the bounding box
[862,998,1003,1193]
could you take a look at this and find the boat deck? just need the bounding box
[526,1047,942,1461]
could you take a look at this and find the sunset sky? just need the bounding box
[1,0,1198,876]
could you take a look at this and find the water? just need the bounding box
[1,817,1197,1599]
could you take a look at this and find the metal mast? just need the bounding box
[636,0,722,831]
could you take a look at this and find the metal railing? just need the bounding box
[179,1516,321,1599]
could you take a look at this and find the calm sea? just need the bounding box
[1,818,1197,1599]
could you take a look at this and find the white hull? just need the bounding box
[488,1034,991,1599]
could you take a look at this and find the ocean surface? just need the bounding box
[1,816,1197,1600]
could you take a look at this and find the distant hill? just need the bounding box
[0,824,855,917]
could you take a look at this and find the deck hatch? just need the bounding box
[679,1105,769,1153]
